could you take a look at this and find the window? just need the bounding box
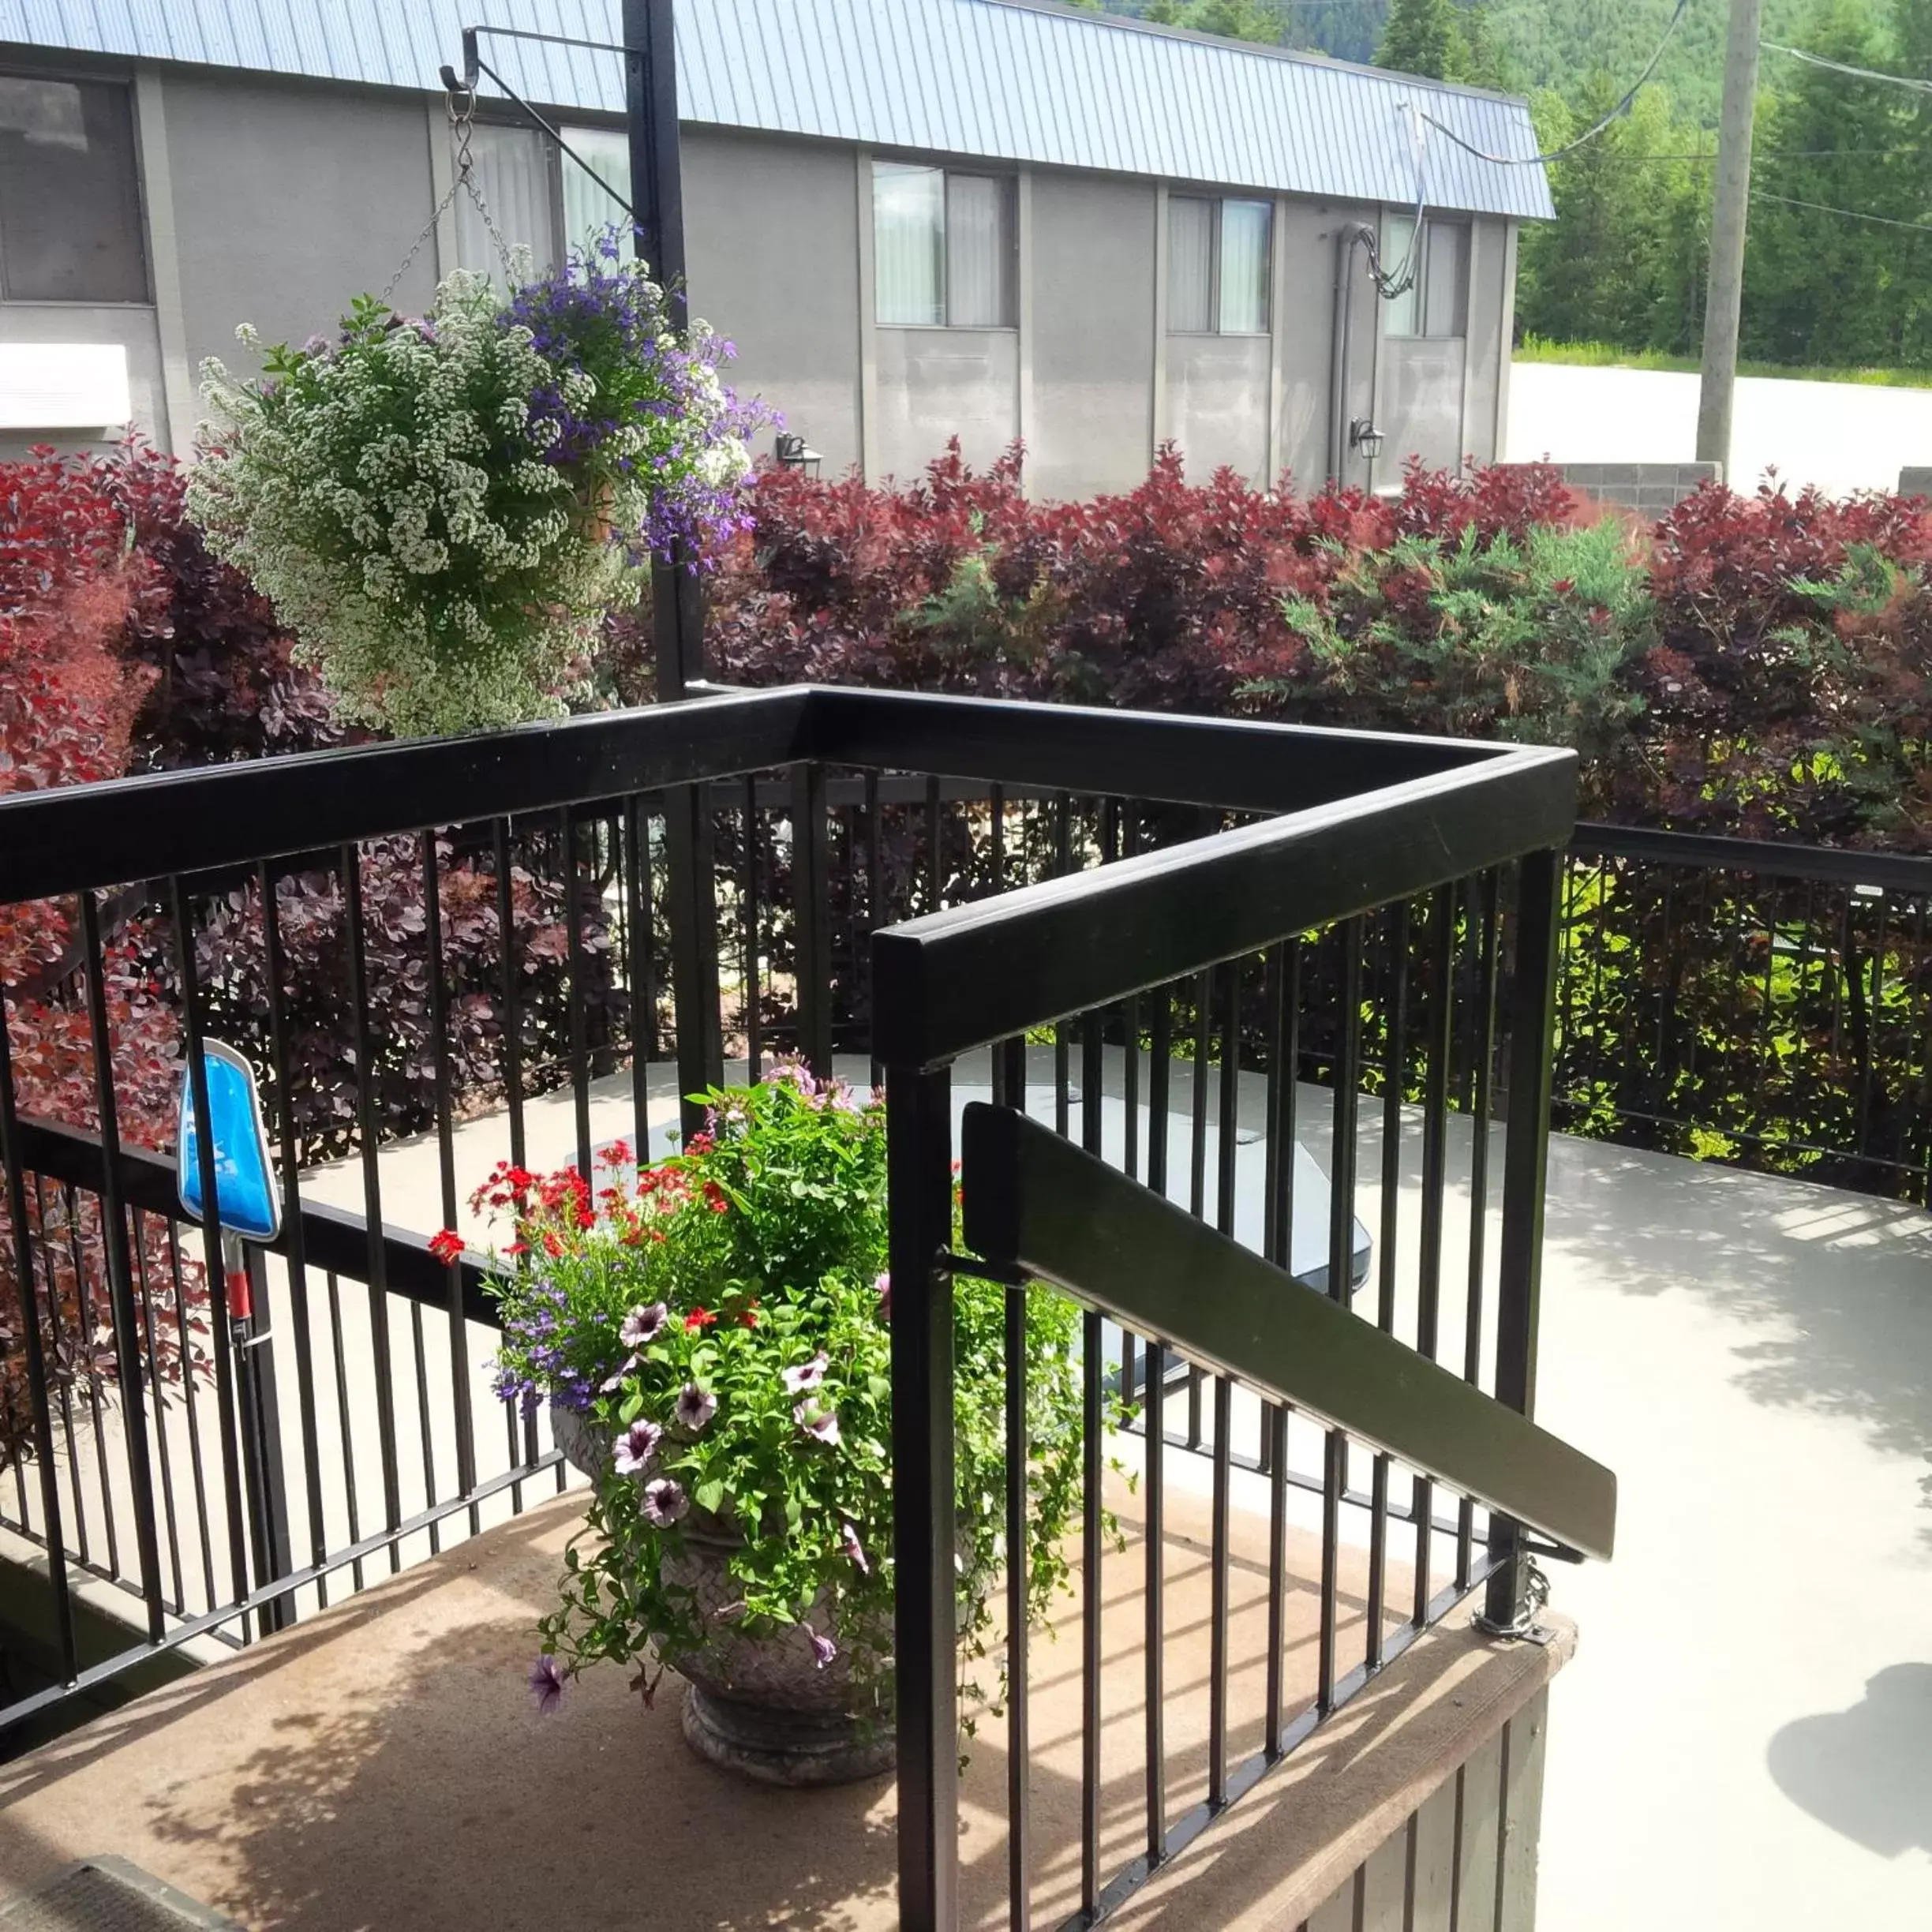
[1380,215,1469,339]
[560,126,631,255]
[873,162,1015,328]
[0,75,146,303]
[1166,195,1272,335]
[454,123,558,288]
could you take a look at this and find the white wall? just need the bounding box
[1507,360,1932,498]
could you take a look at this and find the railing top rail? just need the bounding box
[1573,820,1932,895]
[0,683,1561,908]
[961,1103,1617,1562]
[873,744,1577,1067]
[0,685,814,904]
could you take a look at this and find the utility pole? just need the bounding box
[1696,0,1763,474]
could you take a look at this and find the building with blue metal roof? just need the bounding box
[0,0,1552,495]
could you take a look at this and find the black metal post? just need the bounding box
[886,1061,959,1932]
[627,0,719,1130]
[239,1244,295,1636]
[1486,848,1561,1627]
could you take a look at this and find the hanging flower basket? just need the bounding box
[188,233,766,738]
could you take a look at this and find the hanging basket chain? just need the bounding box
[379,84,524,306]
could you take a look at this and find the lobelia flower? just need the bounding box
[809,1631,837,1670]
[529,1653,567,1714]
[841,1520,869,1576]
[620,1301,669,1350]
[781,1351,829,1395]
[642,1477,689,1527]
[612,1417,663,1476]
[674,1383,717,1433]
[794,1401,841,1447]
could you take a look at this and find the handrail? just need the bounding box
[873,747,1575,1067]
[1572,819,1932,894]
[0,685,812,903]
[0,683,1567,908]
[960,1103,1617,1562]
[11,1114,499,1326]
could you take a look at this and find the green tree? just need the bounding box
[1376,0,1458,77]
[1744,0,1919,366]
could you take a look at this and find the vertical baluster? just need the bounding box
[561,807,593,1179]
[338,850,402,1570]
[420,833,475,1541]
[1458,871,1502,1587]
[1319,917,1362,1712]
[170,878,256,1620]
[1005,1270,1031,1931]
[742,775,763,1082]
[325,1269,364,1592]
[866,772,884,1092]
[1054,798,1073,1136]
[58,1178,119,1581]
[1412,885,1455,1623]
[792,762,833,1080]
[259,863,331,1601]
[129,1216,185,1614]
[0,993,77,1676]
[493,818,537,1492]
[1367,899,1410,1668]
[1123,807,1142,1184]
[163,1222,215,1609]
[623,796,655,1163]
[1263,938,1297,1753]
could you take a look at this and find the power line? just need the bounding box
[1752,189,1932,234]
[1761,42,1932,96]
[1421,0,1690,167]
[1589,146,1924,163]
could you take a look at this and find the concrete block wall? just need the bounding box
[1537,462,1720,513]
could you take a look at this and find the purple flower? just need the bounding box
[875,1271,892,1321]
[530,1653,567,1714]
[600,1354,639,1393]
[620,1301,669,1350]
[642,1477,689,1527]
[809,1630,837,1670]
[612,1417,663,1477]
[794,1401,841,1447]
[782,1351,829,1395]
[674,1383,717,1433]
[841,1520,869,1576]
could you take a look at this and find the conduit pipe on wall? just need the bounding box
[1327,221,1377,488]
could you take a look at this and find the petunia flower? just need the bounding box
[600,1354,639,1393]
[530,1653,567,1714]
[674,1383,717,1433]
[642,1477,688,1527]
[612,1417,662,1476]
[794,1401,841,1446]
[875,1271,891,1320]
[782,1351,829,1395]
[841,1521,869,1576]
[620,1302,668,1349]
[809,1631,837,1669]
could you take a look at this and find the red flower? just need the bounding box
[599,1140,633,1169]
[684,1308,717,1332]
[702,1181,729,1215]
[427,1228,464,1267]
[542,1230,565,1259]
[686,1130,716,1155]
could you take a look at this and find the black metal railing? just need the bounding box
[0,684,1615,1931]
[1557,823,1932,1204]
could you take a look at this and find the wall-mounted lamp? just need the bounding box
[1348,418,1386,462]
[774,431,822,480]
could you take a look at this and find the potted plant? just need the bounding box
[464,1061,1094,1785]
[189,233,765,738]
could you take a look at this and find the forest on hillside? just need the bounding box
[1088,0,1932,373]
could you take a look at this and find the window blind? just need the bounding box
[874,162,945,326]
[946,174,1010,328]
[560,125,633,260]
[455,123,556,291]
[1167,196,1214,335]
[1219,199,1271,335]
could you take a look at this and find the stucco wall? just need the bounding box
[682,128,862,477]
[157,73,440,380]
[1167,332,1268,484]
[872,326,1019,484]
[1028,170,1155,499]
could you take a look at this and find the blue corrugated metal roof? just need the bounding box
[0,0,1554,219]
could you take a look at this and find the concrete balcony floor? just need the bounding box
[2,1050,1929,1926]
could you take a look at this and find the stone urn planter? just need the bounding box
[552,1405,897,1787]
